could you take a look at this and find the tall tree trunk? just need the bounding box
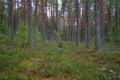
[41,0,46,43]
[8,1,10,28]
[98,0,104,41]
[68,0,73,41]
[81,0,85,41]
[56,0,59,40]
[105,0,108,41]
[50,0,53,41]
[115,0,119,41]
[27,0,32,48]
[9,0,14,40]
[76,0,80,46]
[81,0,85,27]
[35,0,38,42]
[85,0,91,48]
[17,0,20,29]
[94,0,101,52]
[63,11,66,41]
[23,0,27,23]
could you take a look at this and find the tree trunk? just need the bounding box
[27,0,32,48]
[35,0,38,42]
[23,0,27,23]
[115,0,119,41]
[85,0,91,48]
[94,0,101,52]
[98,0,104,41]
[9,0,14,40]
[76,0,80,46]
[56,0,59,40]
[105,0,108,41]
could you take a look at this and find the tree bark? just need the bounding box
[27,0,32,48]
[94,0,101,52]
[56,0,59,40]
[85,0,91,48]
[98,0,104,40]
[9,0,14,40]
[35,0,39,42]
[76,0,80,46]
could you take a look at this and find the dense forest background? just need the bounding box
[0,0,120,80]
[0,0,120,51]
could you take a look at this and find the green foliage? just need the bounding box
[15,23,28,46]
[49,47,68,54]
[0,36,120,80]
[19,60,34,71]
[107,26,120,42]
[0,21,8,34]
[0,71,17,80]
[0,55,10,70]
[0,34,9,44]
[58,41,64,48]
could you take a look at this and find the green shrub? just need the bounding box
[0,71,17,80]
[0,21,8,34]
[0,55,10,70]
[0,34,9,44]
[15,23,28,46]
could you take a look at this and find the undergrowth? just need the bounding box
[0,34,120,80]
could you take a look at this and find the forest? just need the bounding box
[0,0,120,80]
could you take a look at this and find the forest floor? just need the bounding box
[0,35,120,80]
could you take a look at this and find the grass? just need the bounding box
[0,36,120,80]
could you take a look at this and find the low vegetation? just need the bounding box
[0,35,120,80]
